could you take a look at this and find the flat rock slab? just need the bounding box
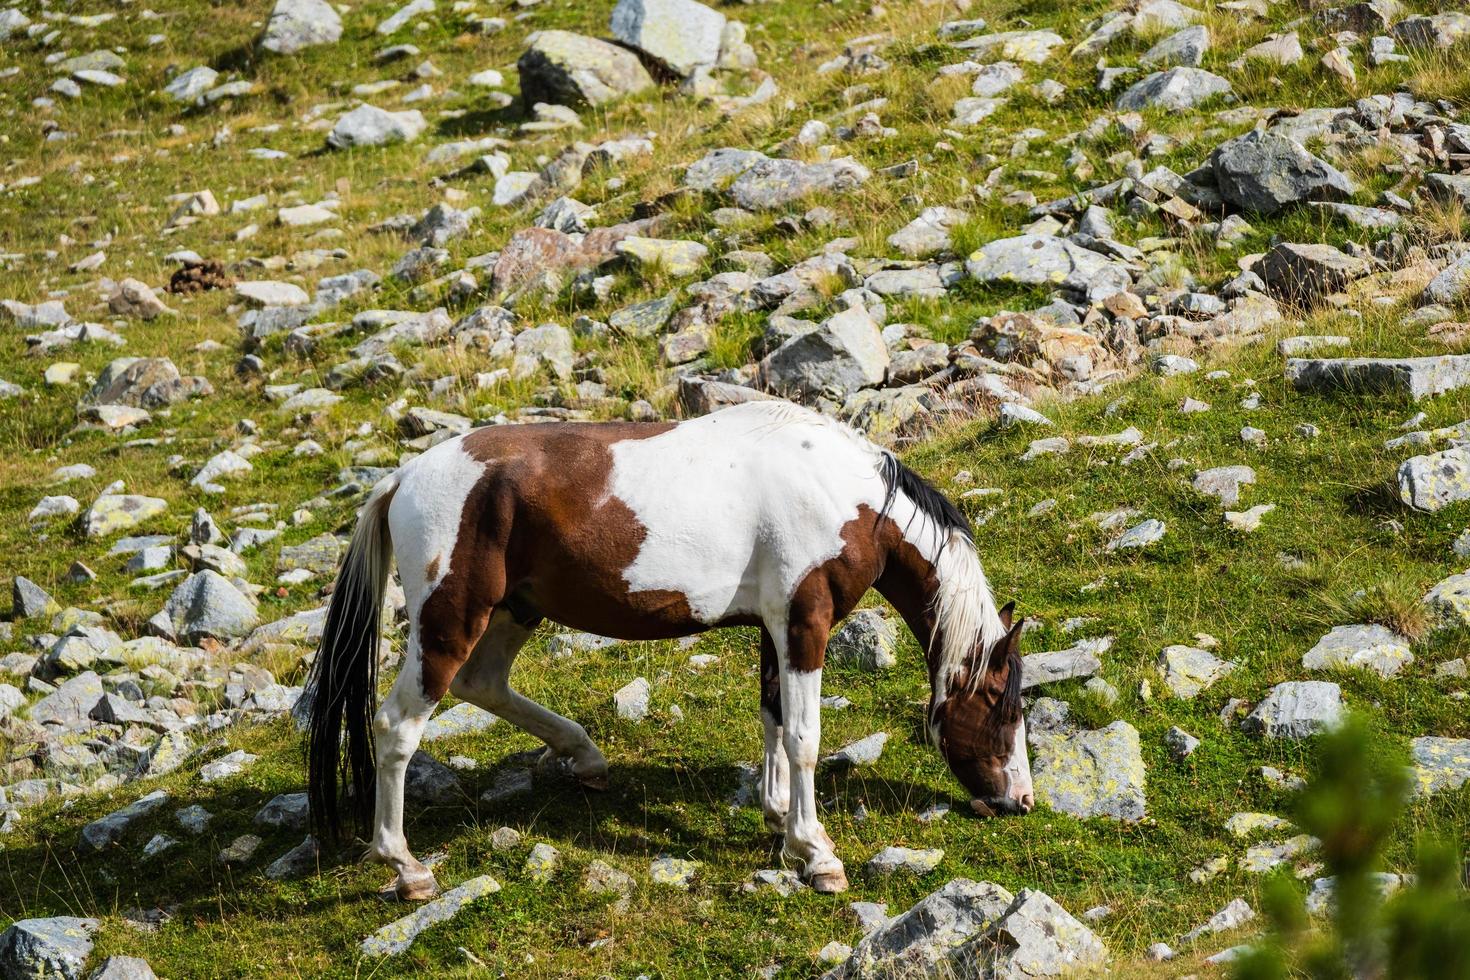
[423,702,497,740]
[79,789,168,851]
[822,878,1015,979]
[1302,624,1413,678]
[1030,720,1146,822]
[360,875,500,955]
[1409,736,1470,796]
[1286,354,1470,401]
[1242,681,1342,738]
[1020,636,1111,689]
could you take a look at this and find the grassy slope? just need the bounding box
[0,0,1468,975]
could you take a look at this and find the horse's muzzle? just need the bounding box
[970,796,1033,817]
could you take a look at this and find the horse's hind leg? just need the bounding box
[449,606,609,790]
[759,629,790,832]
[369,633,451,901]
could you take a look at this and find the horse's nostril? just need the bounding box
[1020,793,1034,811]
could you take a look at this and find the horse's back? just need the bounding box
[392,402,888,628]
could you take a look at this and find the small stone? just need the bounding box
[866,846,944,876]
[1242,681,1343,739]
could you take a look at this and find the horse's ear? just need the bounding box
[987,619,1024,674]
[997,601,1016,630]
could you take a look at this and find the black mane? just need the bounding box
[877,452,973,545]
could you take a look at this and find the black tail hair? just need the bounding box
[305,478,396,843]
[877,452,974,544]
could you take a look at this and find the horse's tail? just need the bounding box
[306,472,399,843]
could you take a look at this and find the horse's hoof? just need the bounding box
[395,875,440,902]
[809,868,849,894]
[577,772,609,792]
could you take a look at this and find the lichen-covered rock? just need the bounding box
[1257,244,1370,305]
[649,855,700,888]
[1158,645,1236,698]
[1210,130,1356,215]
[160,571,258,644]
[1302,624,1413,678]
[828,609,899,669]
[1029,720,1146,822]
[1242,681,1343,739]
[1398,445,1470,512]
[0,916,99,980]
[965,235,1131,300]
[1409,736,1470,796]
[866,847,944,876]
[1191,465,1255,507]
[1422,569,1470,629]
[359,875,501,955]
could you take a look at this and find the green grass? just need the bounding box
[1,0,1469,974]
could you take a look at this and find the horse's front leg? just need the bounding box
[774,617,847,893]
[759,629,790,832]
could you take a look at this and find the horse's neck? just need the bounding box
[874,538,952,694]
[874,529,1001,699]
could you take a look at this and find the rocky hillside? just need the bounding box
[1,0,1468,974]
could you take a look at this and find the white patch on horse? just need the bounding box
[606,402,888,626]
[389,438,488,618]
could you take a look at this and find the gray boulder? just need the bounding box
[822,878,1015,978]
[12,576,57,619]
[828,610,899,669]
[1115,67,1231,110]
[1302,624,1413,678]
[610,0,725,75]
[1140,25,1209,67]
[30,672,105,727]
[951,889,1108,978]
[1398,446,1470,512]
[87,956,159,980]
[326,105,427,149]
[0,917,99,980]
[758,305,888,401]
[1158,645,1236,698]
[1242,681,1343,738]
[517,30,654,108]
[729,157,870,211]
[160,571,259,644]
[1211,130,1356,215]
[1192,465,1255,507]
[1256,243,1369,305]
[259,0,342,54]
[965,235,1131,301]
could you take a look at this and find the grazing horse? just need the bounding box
[306,400,1032,901]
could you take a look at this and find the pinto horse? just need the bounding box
[306,400,1032,900]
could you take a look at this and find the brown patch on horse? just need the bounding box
[425,556,440,581]
[417,420,712,699]
[784,505,897,672]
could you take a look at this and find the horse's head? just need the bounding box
[933,601,1033,817]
